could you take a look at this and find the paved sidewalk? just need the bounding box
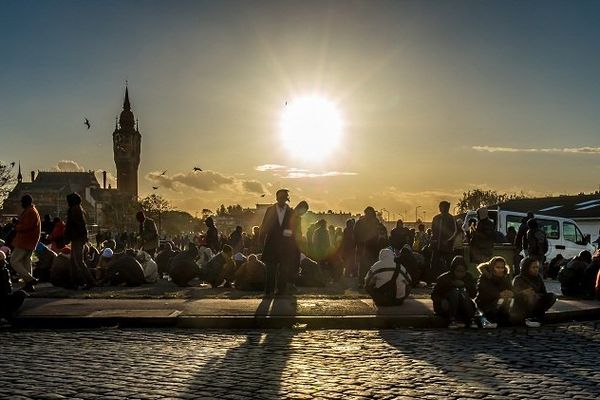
[11,296,600,329]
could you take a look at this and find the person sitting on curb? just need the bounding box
[558,250,591,298]
[169,243,200,287]
[431,256,478,329]
[1,250,27,322]
[365,248,411,307]
[198,244,234,288]
[234,254,266,291]
[475,256,514,328]
[512,256,557,328]
[136,250,158,283]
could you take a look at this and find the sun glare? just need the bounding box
[280,95,343,161]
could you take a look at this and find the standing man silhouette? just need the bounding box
[259,189,297,296]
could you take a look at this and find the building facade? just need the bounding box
[2,86,142,231]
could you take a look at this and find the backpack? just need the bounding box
[366,264,411,306]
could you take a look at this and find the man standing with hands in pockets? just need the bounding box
[259,189,298,296]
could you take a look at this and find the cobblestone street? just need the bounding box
[1,323,599,400]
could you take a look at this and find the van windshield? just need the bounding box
[506,215,559,240]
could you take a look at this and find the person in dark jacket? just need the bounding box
[523,218,548,264]
[547,254,566,280]
[514,212,534,274]
[259,189,299,295]
[390,220,410,252]
[65,193,95,289]
[205,217,220,254]
[558,250,591,297]
[353,206,382,286]
[429,201,457,283]
[228,226,244,254]
[169,244,200,287]
[289,201,309,288]
[469,208,496,263]
[234,254,265,291]
[0,250,27,321]
[475,256,513,327]
[198,244,234,288]
[431,256,477,328]
[512,256,557,327]
[105,250,145,287]
[136,211,159,257]
[312,219,331,263]
[156,242,179,276]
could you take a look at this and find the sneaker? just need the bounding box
[525,318,541,328]
[448,320,464,329]
[480,317,498,329]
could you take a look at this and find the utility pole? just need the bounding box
[415,205,421,224]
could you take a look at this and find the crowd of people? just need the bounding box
[2,190,600,328]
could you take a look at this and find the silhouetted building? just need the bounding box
[2,85,142,231]
[113,85,141,198]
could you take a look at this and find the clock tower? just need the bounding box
[113,85,141,198]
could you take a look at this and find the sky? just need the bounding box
[2,0,600,221]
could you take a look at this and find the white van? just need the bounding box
[462,209,595,261]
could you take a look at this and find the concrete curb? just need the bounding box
[9,309,600,330]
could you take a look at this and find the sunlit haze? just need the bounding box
[280,96,343,161]
[2,1,600,219]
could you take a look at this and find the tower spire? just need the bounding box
[123,84,131,110]
[17,161,22,183]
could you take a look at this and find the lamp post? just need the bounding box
[415,205,421,224]
[381,208,390,223]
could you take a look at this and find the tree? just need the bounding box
[456,188,527,213]
[140,194,173,232]
[0,161,15,203]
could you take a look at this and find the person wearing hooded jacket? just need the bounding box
[431,256,477,328]
[476,256,513,327]
[65,193,95,289]
[512,256,556,327]
[364,248,411,306]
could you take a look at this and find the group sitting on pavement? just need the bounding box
[2,191,600,329]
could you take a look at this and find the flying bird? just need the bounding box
[285,101,288,106]
[152,186,159,190]
[160,170,167,176]
[193,167,203,172]
[84,118,91,129]
[260,194,266,197]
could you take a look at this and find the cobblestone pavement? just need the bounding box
[1,322,599,399]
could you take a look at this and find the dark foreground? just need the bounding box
[1,322,599,400]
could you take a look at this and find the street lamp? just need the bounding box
[381,208,390,223]
[415,205,421,223]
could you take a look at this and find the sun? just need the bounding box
[280,95,343,161]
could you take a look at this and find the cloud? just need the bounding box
[146,170,267,194]
[241,180,266,194]
[255,164,357,179]
[54,160,85,172]
[473,146,600,154]
[52,160,117,188]
[255,164,288,172]
[283,171,358,179]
